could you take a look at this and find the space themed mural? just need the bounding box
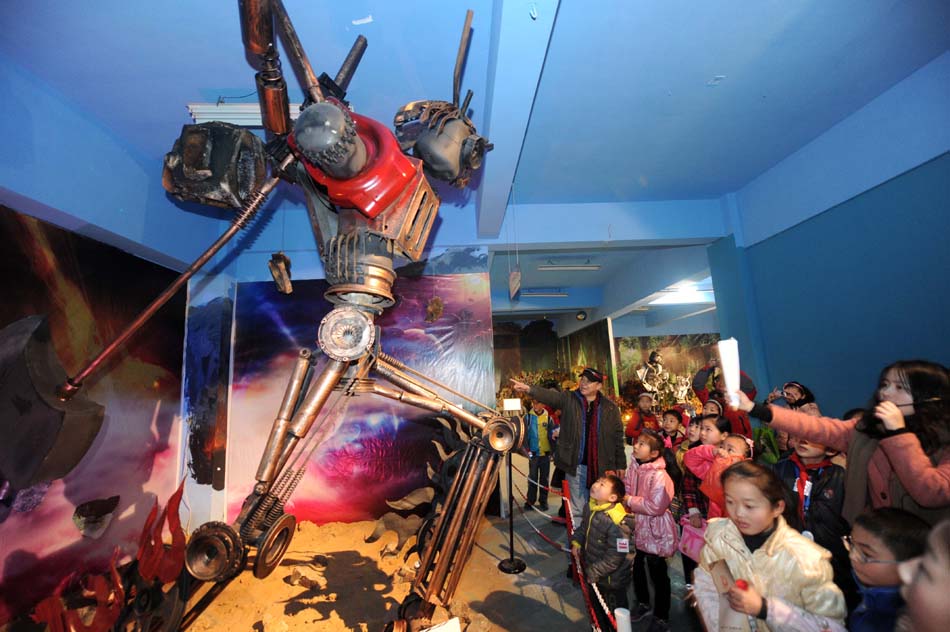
[226,250,494,524]
[0,204,186,624]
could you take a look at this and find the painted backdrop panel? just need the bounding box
[0,205,185,624]
[557,319,616,396]
[227,270,494,524]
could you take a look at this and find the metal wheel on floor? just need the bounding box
[253,513,296,579]
[396,592,428,621]
[185,521,246,582]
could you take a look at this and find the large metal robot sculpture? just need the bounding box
[9,1,513,629]
[171,3,517,628]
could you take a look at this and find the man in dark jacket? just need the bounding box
[511,367,626,524]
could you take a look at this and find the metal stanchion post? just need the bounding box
[497,450,526,574]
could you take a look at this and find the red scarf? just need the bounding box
[585,396,600,488]
[788,452,835,520]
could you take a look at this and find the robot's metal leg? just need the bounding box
[252,348,313,491]
[366,351,525,625]
[235,355,349,536]
[185,354,350,582]
[396,437,503,623]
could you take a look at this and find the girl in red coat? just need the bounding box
[693,359,755,437]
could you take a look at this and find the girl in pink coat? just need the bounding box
[736,360,950,526]
[623,429,679,623]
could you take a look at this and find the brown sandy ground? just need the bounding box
[187,513,587,632]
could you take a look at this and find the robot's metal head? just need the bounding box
[292,102,367,180]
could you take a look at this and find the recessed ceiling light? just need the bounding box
[537,264,601,272]
[649,289,715,305]
[520,290,569,298]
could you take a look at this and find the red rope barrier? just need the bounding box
[515,502,569,551]
[508,478,570,552]
[509,459,563,496]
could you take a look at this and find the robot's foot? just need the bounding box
[253,513,297,579]
[185,521,246,582]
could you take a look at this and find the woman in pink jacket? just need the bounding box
[735,360,950,526]
[623,429,679,624]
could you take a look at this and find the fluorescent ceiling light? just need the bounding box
[186,102,305,126]
[649,288,716,305]
[520,290,569,298]
[537,264,601,272]
[647,275,715,305]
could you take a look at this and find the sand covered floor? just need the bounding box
[187,513,587,632]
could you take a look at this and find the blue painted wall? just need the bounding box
[0,52,224,269]
[745,152,950,417]
[737,51,950,247]
[706,235,769,394]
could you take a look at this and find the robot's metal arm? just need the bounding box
[238,0,320,135]
[371,354,520,454]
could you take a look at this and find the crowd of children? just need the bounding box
[528,356,950,631]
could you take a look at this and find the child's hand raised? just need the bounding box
[727,580,764,616]
[734,389,755,412]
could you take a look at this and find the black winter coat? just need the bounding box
[773,457,858,610]
[773,458,849,550]
[574,501,634,588]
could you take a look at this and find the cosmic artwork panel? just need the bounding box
[0,205,185,624]
[228,272,494,524]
